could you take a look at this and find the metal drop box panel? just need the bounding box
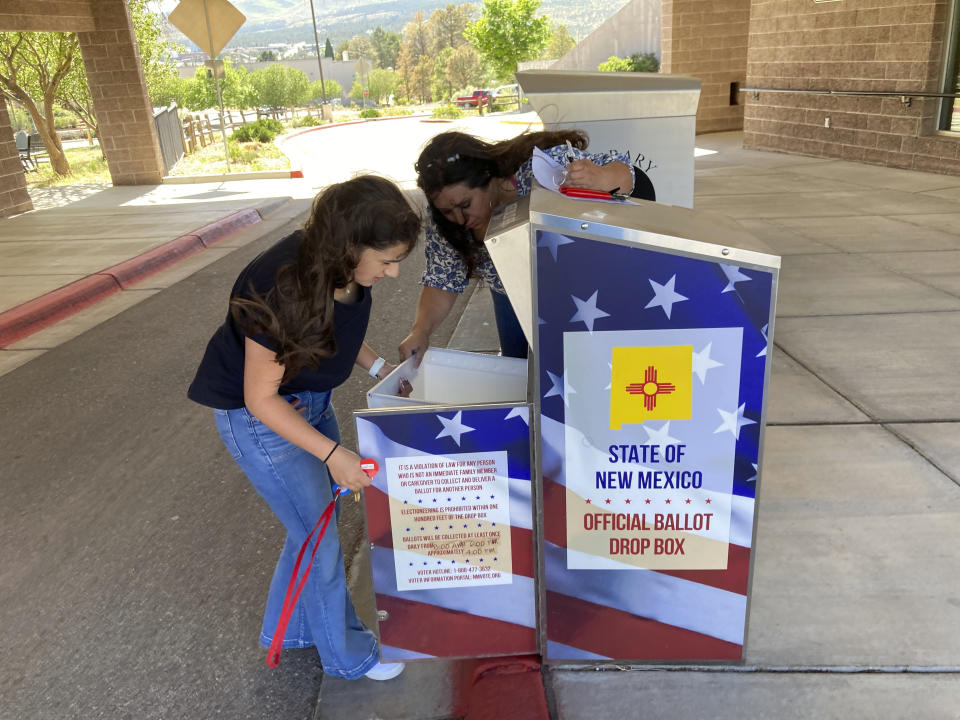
[359,187,780,664]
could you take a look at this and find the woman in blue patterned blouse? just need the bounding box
[399,130,645,363]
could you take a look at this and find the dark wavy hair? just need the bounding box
[231,175,420,382]
[415,130,588,278]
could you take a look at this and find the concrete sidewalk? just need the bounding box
[320,132,960,718]
[0,177,318,375]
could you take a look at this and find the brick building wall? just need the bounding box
[0,0,94,32]
[0,0,163,216]
[662,0,752,133]
[0,101,33,218]
[743,0,960,173]
[78,0,164,185]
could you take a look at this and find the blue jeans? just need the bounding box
[213,391,379,679]
[491,288,528,359]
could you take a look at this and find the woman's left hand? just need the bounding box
[377,362,398,380]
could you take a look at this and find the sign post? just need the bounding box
[168,0,246,172]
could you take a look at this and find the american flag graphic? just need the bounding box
[356,405,536,661]
[535,229,776,662]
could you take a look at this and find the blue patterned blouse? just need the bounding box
[420,144,633,294]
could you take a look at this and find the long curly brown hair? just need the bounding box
[415,130,588,279]
[231,175,420,381]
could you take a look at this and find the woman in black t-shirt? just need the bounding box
[188,175,418,681]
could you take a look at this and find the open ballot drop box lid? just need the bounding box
[355,186,780,664]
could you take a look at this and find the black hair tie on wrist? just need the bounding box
[323,442,340,463]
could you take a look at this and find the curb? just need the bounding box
[277,112,434,143]
[162,169,304,183]
[0,207,266,349]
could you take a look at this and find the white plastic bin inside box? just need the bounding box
[366,347,527,409]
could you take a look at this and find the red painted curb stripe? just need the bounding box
[102,234,205,289]
[193,208,263,247]
[0,208,264,348]
[0,274,121,348]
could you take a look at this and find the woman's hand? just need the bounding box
[564,158,607,189]
[326,444,375,492]
[564,159,634,194]
[399,329,429,367]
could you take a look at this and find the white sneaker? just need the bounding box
[364,661,405,681]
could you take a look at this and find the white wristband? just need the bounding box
[368,356,386,379]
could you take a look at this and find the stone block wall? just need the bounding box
[0,0,94,32]
[0,102,33,217]
[0,0,164,217]
[78,0,163,185]
[662,0,752,133]
[743,0,960,173]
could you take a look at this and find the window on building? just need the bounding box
[941,0,960,131]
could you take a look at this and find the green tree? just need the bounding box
[398,10,430,101]
[183,61,254,111]
[347,35,375,65]
[324,38,334,60]
[598,52,659,73]
[311,78,342,101]
[465,0,550,82]
[431,47,455,102]
[367,67,398,104]
[445,44,485,94]
[0,32,75,174]
[0,0,179,176]
[250,64,310,108]
[427,4,474,56]
[335,39,350,61]
[257,49,277,62]
[370,27,401,69]
[541,24,575,60]
[598,56,631,72]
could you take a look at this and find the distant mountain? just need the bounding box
[164,0,629,50]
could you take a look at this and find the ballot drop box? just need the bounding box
[355,188,780,664]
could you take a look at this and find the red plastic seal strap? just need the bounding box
[265,486,342,668]
[360,458,379,478]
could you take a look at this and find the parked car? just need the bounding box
[455,90,493,108]
[493,83,520,97]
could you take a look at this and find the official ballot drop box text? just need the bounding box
[354,187,780,664]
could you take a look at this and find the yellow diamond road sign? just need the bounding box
[169,0,246,60]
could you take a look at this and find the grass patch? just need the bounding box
[25,145,110,188]
[168,137,289,176]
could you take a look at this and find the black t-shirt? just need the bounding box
[187,231,371,409]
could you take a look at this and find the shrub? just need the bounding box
[359,108,381,119]
[230,117,283,143]
[291,114,321,128]
[598,52,660,73]
[431,104,463,120]
[53,107,81,129]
